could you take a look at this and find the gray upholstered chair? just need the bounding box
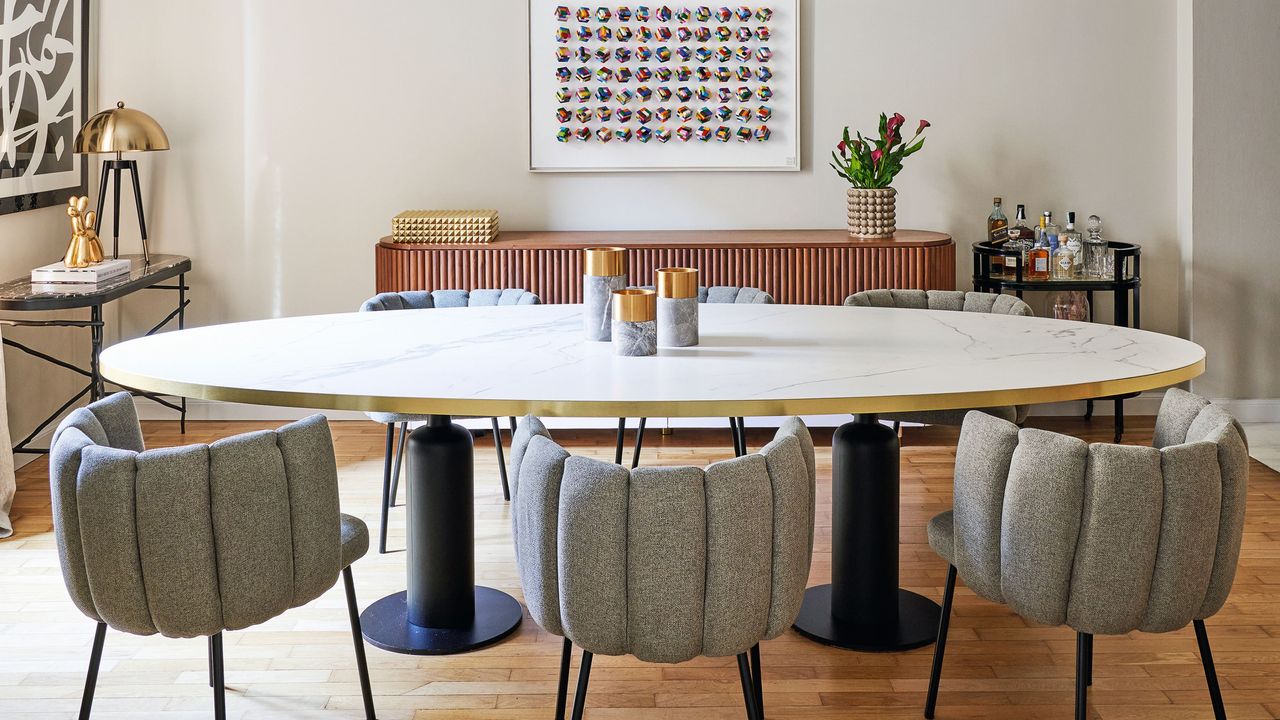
[622,285,775,467]
[924,388,1248,720]
[49,393,376,720]
[844,289,1033,428]
[509,415,816,720]
[361,288,539,553]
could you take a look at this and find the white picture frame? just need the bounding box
[529,0,800,172]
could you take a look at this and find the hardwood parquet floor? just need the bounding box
[2,416,1278,719]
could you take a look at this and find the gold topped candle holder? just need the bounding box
[611,288,657,356]
[583,247,627,341]
[656,267,699,347]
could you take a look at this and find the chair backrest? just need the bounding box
[845,289,1032,316]
[49,393,343,639]
[947,388,1247,636]
[507,417,815,664]
[635,285,774,304]
[361,289,539,312]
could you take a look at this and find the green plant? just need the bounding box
[831,113,930,188]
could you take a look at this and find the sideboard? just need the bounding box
[374,229,955,305]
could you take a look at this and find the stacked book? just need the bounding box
[392,209,499,244]
[30,258,132,293]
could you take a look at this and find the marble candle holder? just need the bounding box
[657,267,699,347]
[583,247,627,341]
[611,288,657,357]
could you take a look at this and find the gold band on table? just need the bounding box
[584,247,627,276]
[657,267,699,298]
[612,288,656,322]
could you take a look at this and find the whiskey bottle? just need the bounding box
[987,197,1009,277]
[1061,211,1083,276]
[1028,216,1051,281]
[1005,204,1034,278]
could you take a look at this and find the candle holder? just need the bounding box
[611,288,657,356]
[583,247,627,341]
[657,267,699,347]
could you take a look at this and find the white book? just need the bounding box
[31,258,132,284]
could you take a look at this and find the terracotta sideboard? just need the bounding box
[374,229,955,305]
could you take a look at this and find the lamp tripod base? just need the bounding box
[96,158,151,264]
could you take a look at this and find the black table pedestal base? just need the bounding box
[792,584,940,652]
[793,414,941,653]
[360,586,522,655]
[361,416,521,656]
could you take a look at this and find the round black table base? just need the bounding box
[792,584,941,652]
[360,586,522,655]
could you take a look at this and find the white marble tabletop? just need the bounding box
[100,304,1204,417]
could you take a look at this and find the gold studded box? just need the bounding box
[392,209,500,244]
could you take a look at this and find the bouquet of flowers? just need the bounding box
[830,113,930,188]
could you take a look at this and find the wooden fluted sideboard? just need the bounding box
[374,230,955,305]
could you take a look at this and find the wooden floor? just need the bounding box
[2,416,1278,719]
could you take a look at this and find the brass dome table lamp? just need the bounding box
[74,101,169,263]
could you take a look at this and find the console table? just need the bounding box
[375,230,955,305]
[0,254,190,454]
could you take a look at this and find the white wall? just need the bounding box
[1188,0,1280,399]
[95,0,1181,338]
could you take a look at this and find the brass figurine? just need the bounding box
[63,195,105,268]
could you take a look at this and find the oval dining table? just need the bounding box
[99,303,1204,656]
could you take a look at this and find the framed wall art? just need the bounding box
[529,1,799,172]
[0,0,90,215]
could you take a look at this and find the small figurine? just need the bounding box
[63,195,104,268]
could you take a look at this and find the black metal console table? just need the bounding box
[972,240,1141,441]
[0,254,190,454]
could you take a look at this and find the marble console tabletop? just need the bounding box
[100,304,1204,418]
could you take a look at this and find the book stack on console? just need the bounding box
[392,209,499,244]
[30,258,132,293]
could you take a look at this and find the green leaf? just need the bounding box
[901,138,925,157]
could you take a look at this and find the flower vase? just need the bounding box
[847,187,897,238]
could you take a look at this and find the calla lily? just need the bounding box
[831,113,932,188]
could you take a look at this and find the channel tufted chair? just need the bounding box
[509,414,816,720]
[621,285,775,467]
[844,289,1033,428]
[361,288,540,553]
[49,392,376,720]
[924,388,1248,720]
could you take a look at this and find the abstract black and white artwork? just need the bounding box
[0,0,88,215]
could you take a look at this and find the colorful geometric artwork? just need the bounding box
[531,0,795,171]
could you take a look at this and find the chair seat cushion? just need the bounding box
[340,514,369,568]
[928,510,955,565]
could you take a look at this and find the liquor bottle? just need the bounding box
[1061,211,1083,276]
[1005,204,1034,277]
[1027,216,1051,281]
[987,197,1009,277]
[1051,238,1074,279]
[1043,211,1060,254]
[1084,214,1110,278]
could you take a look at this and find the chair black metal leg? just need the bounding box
[1084,398,1094,420]
[509,416,518,435]
[78,622,107,720]
[555,637,572,720]
[892,420,901,435]
[924,565,956,719]
[1085,634,1093,686]
[389,422,408,506]
[614,418,627,465]
[492,417,511,501]
[378,424,394,554]
[211,632,226,720]
[1194,620,1228,720]
[207,635,214,687]
[631,417,647,468]
[750,644,764,718]
[729,417,743,457]
[736,417,748,455]
[1075,632,1091,720]
[343,566,378,720]
[737,652,761,720]
[570,649,593,720]
[1114,398,1124,443]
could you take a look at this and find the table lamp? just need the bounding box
[74,101,169,263]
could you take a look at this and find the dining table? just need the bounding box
[99,302,1205,656]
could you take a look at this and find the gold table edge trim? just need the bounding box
[100,358,1205,419]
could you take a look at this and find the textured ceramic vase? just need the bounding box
[656,267,699,347]
[612,288,657,357]
[847,187,897,238]
[583,247,627,341]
